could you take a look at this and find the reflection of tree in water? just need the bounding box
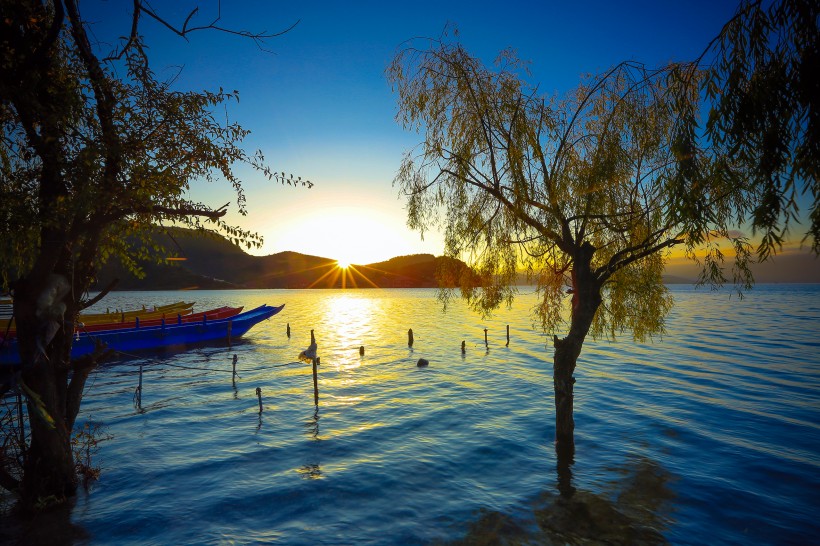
[449,455,675,545]
[297,463,323,480]
[0,498,89,545]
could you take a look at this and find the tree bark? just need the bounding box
[551,242,602,491]
[12,274,79,509]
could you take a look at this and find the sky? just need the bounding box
[81,0,818,279]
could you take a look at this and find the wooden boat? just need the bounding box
[0,301,195,330]
[76,301,195,325]
[0,304,284,365]
[1,306,243,339]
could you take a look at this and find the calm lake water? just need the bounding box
[4,285,820,544]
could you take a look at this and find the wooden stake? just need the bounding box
[256,387,263,413]
[232,354,238,381]
[287,323,291,338]
[408,328,414,347]
[506,325,510,347]
[484,328,488,347]
[359,345,365,356]
[311,329,315,344]
[461,340,466,354]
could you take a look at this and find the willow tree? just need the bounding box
[388,0,817,459]
[0,1,306,509]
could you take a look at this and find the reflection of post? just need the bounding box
[312,358,319,405]
[232,354,238,387]
[555,437,576,498]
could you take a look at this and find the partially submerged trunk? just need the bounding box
[11,269,98,511]
[551,242,602,495]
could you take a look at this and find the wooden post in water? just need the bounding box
[461,340,466,355]
[312,358,319,405]
[256,387,263,413]
[506,325,510,347]
[311,329,315,345]
[134,365,143,407]
[287,323,291,338]
[232,354,238,381]
[484,328,488,348]
[408,328,414,348]
[359,345,365,356]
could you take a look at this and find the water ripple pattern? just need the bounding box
[14,285,818,544]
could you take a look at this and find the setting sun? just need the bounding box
[336,259,350,269]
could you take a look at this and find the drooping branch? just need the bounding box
[79,278,119,311]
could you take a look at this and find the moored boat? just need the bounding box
[0,301,196,330]
[0,304,284,365]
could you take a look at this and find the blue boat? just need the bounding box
[0,304,284,365]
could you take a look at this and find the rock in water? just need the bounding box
[417,358,429,367]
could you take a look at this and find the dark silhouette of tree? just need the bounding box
[0,0,307,510]
[387,0,816,488]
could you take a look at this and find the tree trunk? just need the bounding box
[13,274,79,510]
[552,242,602,495]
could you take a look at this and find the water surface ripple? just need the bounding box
[7,285,820,544]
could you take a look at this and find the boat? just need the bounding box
[0,301,196,330]
[1,306,243,339]
[74,301,195,325]
[0,304,284,365]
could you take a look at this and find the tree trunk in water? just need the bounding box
[13,275,79,510]
[552,242,602,496]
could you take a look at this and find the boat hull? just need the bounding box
[0,304,283,365]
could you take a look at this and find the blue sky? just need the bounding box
[85,0,753,264]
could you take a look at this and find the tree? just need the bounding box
[387,0,817,485]
[0,0,307,510]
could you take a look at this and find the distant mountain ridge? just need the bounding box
[93,228,464,290]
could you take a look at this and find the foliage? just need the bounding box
[702,0,819,257]
[71,421,111,486]
[389,40,712,341]
[388,0,817,341]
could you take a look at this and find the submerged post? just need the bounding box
[256,387,263,413]
[287,323,291,338]
[134,365,143,407]
[408,328,414,348]
[311,329,315,345]
[312,358,319,405]
[484,328,488,348]
[506,325,510,347]
[232,354,238,381]
[461,340,466,355]
[359,345,365,356]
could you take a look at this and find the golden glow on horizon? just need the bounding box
[336,259,351,269]
[255,203,443,265]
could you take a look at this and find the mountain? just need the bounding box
[93,228,463,290]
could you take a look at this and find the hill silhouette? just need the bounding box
[93,228,466,290]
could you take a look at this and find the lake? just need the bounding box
[3,285,819,544]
